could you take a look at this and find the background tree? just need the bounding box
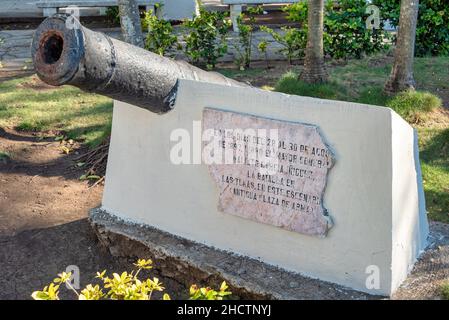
[299,0,328,83]
[384,0,420,94]
[118,0,144,47]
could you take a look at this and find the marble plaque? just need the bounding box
[203,108,335,237]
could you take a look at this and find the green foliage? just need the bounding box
[105,6,120,25]
[31,282,60,300]
[260,26,307,64]
[189,281,232,300]
[261,1,308,63]
[182,3,231,69]
[274,71,347,100]
[257,40,270,68]
[234,6,263,69]
[257,40,268,54]
[280,0,390,60]
[324,0,390,59]
[284,0,308,23]
[31,272,72,300]
[386,90,442,123]
[374,0,449,56]
[143,6,178,56]
[79,284,104,300]
[442,282,449,300]
[0,151,11,163]
[32,259,231,300]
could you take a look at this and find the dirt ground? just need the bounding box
[393,222,449,300]
[0,127,187,300]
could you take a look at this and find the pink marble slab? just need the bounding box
[203,108,334,237]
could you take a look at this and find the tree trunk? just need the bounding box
[118,0,144,48]
[384,0,419,94]
[299,0,328,83]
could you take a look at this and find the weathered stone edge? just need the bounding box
[89,207,380,300]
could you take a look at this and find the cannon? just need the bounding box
[31,14,246,114]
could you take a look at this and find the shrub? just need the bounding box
[31,259,232,300]
[386,90,442,123]
[234,6,263,69]
[279,0,390,60]
[284,0,308,23]
[373,0,449,56]
[143,6,178,56]
[275,71,347,100]
[260,26,307,64]
[189,281,232,300]
[257,40,270,69]
[324,0,390,59]
[260,1,307,64]
[182,3,231,69]
[441,282,449,300]
[105,6,120,25]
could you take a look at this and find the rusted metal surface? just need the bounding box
[31,14,246,114]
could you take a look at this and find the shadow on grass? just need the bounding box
[425,189,449,223]
[420,128,449,171]
[12,101,113,147]
[0,77,113,147]
[419,128,449,223]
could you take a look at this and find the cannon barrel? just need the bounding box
[31,14,246,114]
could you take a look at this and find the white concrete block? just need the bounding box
[101,79,428,296]
[160,0,196,20]
[43,7,57,17]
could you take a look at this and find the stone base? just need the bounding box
[89,207,380,300]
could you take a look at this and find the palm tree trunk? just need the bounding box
[384,0,419,94]
[299,0,328,83]
[118,0,144,48]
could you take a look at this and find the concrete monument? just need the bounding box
[32,15,429,297]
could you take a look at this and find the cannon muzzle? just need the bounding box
[31,14,246,114]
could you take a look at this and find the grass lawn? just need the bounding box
[0,55,448,223]
[0,75,112,147]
